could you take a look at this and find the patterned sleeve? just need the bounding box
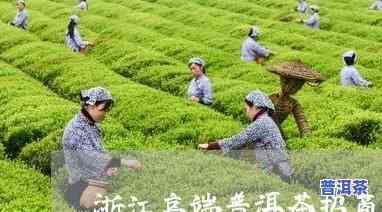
[187,79,195,98]
[73,28,87,49]
[305,15,317,27]
[63,129,82,183]
[200,79,213,105]
[12,11,28,28]
[297,2,307,12]
[63,129,111,182]
[218,123,260,153]
[253,42,270,57]
[349,68,370,87]
[79,1,87,10]
[76,150,112,180]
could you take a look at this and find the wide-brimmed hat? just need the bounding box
[267,61,325,83]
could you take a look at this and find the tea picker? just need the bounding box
[340,50,373,88]
[65,15,94,54]
[369,0,382,10]
[198,90,293,183]
[10,0,29,30]
[241,26,275,65]
[187,57,214,105]
[78,0,88,11]
[296,0,309,14]
[301,5,320,29]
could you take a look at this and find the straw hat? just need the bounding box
[267,61,325,83]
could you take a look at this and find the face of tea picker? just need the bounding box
[86,102,112,123]
[189,63,204,77]
[249,26,260,39]
[244,102,262,121]
[16,1,25,11]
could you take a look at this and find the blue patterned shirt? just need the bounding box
[63,112,111,184]
[187,75,213,105]
[297,1,308,13]
[219,113,285,151]
[218,113,290,168]
[305,13,320,29]
[370,1,382,10]
[78,1,88,11]
[241,37,270,62]
[12,9,28,30]
[65,28,87,52]
[341,65,371,87]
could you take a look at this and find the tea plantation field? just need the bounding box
[0,0,381,211]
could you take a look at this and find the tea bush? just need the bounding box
[0,160,51,211]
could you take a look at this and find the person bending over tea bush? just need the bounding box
[302,5,320,29]
[241,26,274,64]
[199,90,293,183]
[341,51,373,88]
